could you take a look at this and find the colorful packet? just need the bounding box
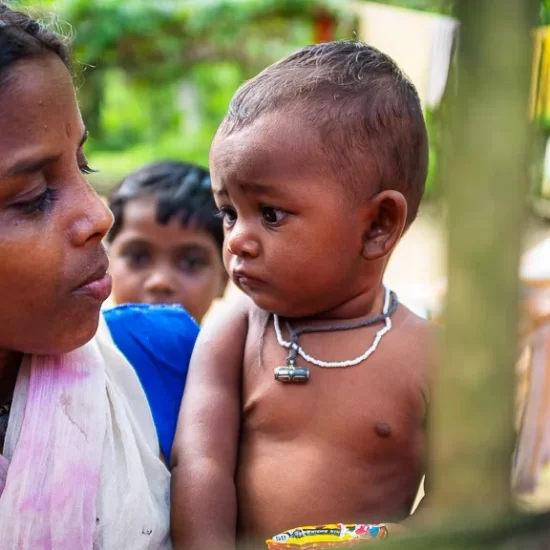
[266,524,388,548]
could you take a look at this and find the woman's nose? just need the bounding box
[70,181,114,247]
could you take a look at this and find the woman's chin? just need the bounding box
[43,315,101,356]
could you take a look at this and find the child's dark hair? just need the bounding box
[107,161,224,252]
[0,2,71,87]
[222,40,428,226]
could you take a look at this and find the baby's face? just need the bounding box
[210,111,371,318]
[109,196,226,323]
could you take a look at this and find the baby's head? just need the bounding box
[107,161,226,323]
[210,41,428,318]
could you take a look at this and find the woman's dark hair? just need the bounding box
[107,161,224,254]
[0,2,71,87]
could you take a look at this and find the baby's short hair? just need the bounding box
[222,41,428,225]
[107,161,223,252]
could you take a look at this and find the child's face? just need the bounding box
[210,110,375,318]
[109,196,226,323]
[0,55,114,354]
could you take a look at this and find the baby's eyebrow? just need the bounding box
[238,181,285,198]
[212,180,286,200]
[212,185,228,198]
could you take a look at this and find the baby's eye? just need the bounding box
[261,206,287,225]
[216,207,237,226]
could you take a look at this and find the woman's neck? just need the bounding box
[0,350,22,405]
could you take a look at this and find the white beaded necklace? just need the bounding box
[273,286,393,369]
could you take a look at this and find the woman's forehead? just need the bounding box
[0,55,82,175]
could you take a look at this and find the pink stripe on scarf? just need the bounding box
[0,342,106,549]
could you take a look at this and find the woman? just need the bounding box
[0,4,191,547]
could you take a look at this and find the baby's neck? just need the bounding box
[299,283,386,323]
[0,350,22,406]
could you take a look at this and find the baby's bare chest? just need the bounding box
[241,319,428,453]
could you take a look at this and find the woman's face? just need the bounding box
[0,55,113,355]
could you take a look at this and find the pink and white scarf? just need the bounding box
[0,318,171,549]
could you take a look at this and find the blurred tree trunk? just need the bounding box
[78,64,104,140]
[428,0,538,524]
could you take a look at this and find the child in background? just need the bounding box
[105,161,224,460]
[107,161,227,324]
[171,41,436,549]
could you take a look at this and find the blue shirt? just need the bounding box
[103,304,199,460]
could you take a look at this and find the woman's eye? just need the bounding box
[13,187,59,215]
[79,164,98,175]
[261,206,287,225]
[216,207,237,226]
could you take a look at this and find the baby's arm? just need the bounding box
[170,294,249,550]
[386,319,435,534]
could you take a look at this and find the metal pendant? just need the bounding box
[274,365,310,383]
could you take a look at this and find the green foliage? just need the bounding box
[185,0,345,31]
[65,0,337,189]
[376,0,454,15]
[14,0,451,195]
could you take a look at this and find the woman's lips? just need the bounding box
[74,272,113,302]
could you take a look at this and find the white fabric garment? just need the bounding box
[351,2,459,109]
[513,239,550,495]
[0,316,172,549]
[426,15,458,108]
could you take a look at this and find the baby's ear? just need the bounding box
[361,190,407,261]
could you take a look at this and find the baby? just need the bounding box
[171,41,436,549]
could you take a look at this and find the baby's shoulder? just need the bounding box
[201,291,267,355]
[395,306,440,347]
[386,306,439,393]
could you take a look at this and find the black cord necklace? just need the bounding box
[273,289,399,383]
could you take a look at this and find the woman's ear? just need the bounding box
[362,190,407,261]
